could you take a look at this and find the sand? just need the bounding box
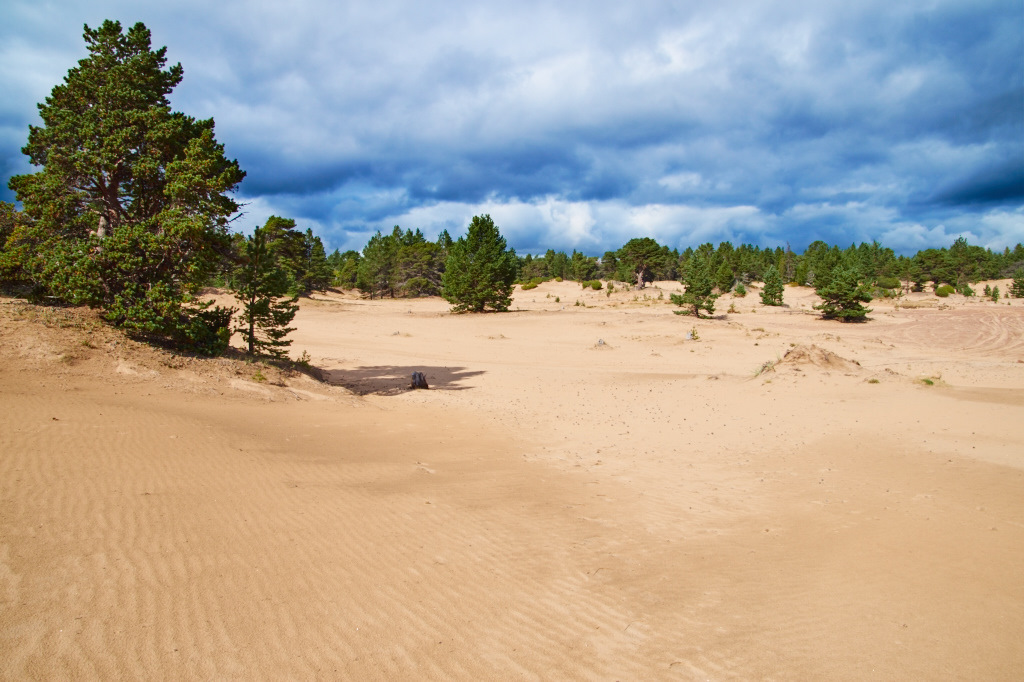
[1,281,1022,680]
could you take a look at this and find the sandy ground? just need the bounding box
[1,280,1023,680]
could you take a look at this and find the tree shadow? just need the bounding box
[322,365,485,396]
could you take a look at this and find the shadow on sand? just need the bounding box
[322,365,484,396]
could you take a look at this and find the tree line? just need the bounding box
[324,231,1023,300]
[2,20,1023,359]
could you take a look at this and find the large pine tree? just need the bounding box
[441,215,517,312]
[6,21,244,348]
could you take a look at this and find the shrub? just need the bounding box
[991,286,1000,302]
[521,281,538,290]
[875,276,900,289]
[591,280,602,290]
[935,284,955,297]
[734,283,747,297]
[959,284,974,297]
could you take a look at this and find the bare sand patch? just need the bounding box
[2,288,1023,679]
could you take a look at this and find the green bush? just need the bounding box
[521,281,538,290]
[959,284,974,297]
[935,284,955,297]
[590,280,602,290]
[875,276,900,289]
[734,282,747,297]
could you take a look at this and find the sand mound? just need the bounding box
[776,344,862,373]
[0,299,348,403]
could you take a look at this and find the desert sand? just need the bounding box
[2,281,1023,680]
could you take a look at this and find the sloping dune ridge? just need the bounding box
[2,281,1023,680]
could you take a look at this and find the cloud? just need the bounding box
[2,0,1021,253]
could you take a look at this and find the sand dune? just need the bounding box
[2,284,1022,679]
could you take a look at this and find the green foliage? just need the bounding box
[814,267,872,322]
[991,285,1000,302]
[672,252,718,318]
[353,227,446,298]
[330,249,361,289]
[760,265,784,306]
[617,237,663,288]
[5,21,244,349]
[579,279,602,290]
[715,261,734,293]
[734,282,747,297]
[357,229,399,298]
[875,276,900,289]
[232,221,298,357]
[958,283,974,297]
[441,215,517,312]
[174,303,234,356]
[1011,270,1024,298]
[935,284,955,297]
[570,250,598,282]
[0,202,31,289]
[395,238,445,297]
[299,228,332,292]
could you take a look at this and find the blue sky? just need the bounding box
[2,0,1021,255]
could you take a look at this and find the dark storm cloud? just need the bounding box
[1,0,1021,253]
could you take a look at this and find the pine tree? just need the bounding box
[671,252,718,318]
[299,228,332,292]
[814,267,872,322]
[441,215,517,312]
[991,285,1000,302]
[760,265,784,306]
[232,222,298,357]
[7,21,244,347]
[617,237,663,288]
[357,230,399,299]
[1011,270,1024,298]
[715,261,734,293]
